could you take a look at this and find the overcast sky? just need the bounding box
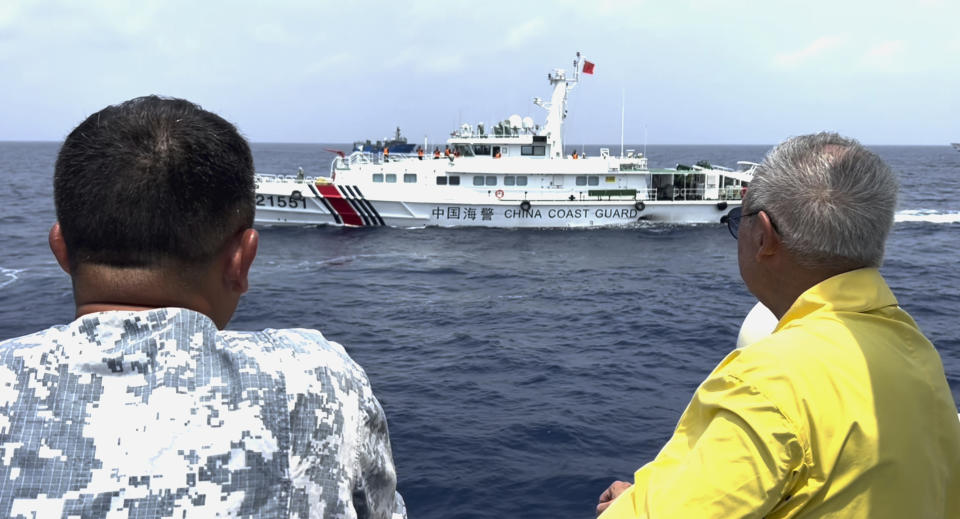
[1,0,958,144]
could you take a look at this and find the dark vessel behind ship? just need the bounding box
[353,127,417,154]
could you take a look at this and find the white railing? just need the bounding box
[720,186,746,200]
[255,174,317,184]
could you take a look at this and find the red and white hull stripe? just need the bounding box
[308,184,384,227]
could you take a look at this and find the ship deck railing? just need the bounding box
[648,187,746,201]
[339,150,424,168]
[255,174,316,184]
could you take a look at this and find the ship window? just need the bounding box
[520,145,545,156]
[485,176,497,186]
[449,176,460,185]
[373,173,384,183]
[588,176,599,186]
[521,145,532,155]
[436,176,447,185]
[404,173,417,183]
[576,176,587,186]
[516,176,528,186]
[504,176,516,186]
[386,174,397,183]
[473,144,491,156]
[473,176,485,186]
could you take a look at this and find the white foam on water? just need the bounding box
[894,210,960,224]
[0,267,25,289]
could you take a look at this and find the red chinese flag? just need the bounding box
[582,60,595,75]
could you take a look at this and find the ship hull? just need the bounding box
[255,180,738,228]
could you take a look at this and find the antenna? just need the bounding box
[620,89,625,159]
[575,51,580,83]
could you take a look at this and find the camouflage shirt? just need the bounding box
[0,308,405,519]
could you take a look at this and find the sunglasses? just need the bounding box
[721,206,777,239]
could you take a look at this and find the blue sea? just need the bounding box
[1,142,958,518]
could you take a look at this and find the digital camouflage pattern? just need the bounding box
[0,308,405,518]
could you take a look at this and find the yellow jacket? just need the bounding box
[601,268,960,518]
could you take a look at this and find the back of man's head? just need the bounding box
[744,132,897,269]
[54,96,255,273]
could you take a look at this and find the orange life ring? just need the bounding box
[495,189,504,199]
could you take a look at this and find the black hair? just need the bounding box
[54,96,255,269]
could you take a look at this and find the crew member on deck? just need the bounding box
[433,147,440,159]
[444,146,451,158]
[572,150,578,159]
[383,146,389,161]
[417,147,424,160]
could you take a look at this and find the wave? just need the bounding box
[895,210,960,224]
[0,267,25,289]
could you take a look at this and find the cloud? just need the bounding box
[774,36,844,68]
[861,40,905,69]
[385,47,465,74]
[563,0,647,15]
[254,23,289,45]
[0,2,21,31]
[418,53,465,74]
[504,18,545,49]
[301,52,354,78]
[948,37,960,54]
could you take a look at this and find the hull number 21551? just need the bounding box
[256,194,306,209]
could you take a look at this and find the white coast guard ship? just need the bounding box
[254,53,754,228]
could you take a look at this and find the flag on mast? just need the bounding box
[582,60,595,75]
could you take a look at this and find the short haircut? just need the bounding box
[744,132,897,269]
[54,96,255,270]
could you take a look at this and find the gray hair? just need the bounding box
[744,132,897,269]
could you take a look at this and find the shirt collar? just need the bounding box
[775,268,898,333]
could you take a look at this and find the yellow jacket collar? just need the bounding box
[775,268,898,333]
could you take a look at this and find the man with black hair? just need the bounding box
[0,96,405,518]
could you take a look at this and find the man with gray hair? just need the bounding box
[597,133,960,518]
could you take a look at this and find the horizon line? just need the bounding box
[1,140,955,147]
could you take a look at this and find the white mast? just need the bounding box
[534,52,583,159]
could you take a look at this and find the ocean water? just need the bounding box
[1,142,958,518]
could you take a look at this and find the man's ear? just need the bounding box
[223,228,259,294]
[755,210,781,258]
[49,222,71,274]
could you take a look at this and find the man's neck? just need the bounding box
[77,303,172,315]
[70,263,232,329]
